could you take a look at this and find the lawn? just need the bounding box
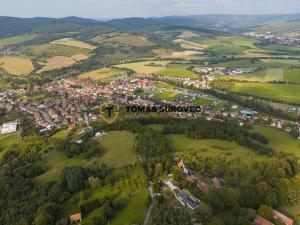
[50,38,96,50]
[0,56,34,75]
[284,69,300,83]
[34,131,137,183]
[251,126,300,158]
[166,134,266,164]
[115,60,169,74]
[0,34,36,48]
[79,67,126,81]
[158,63,199,79]
[228,82,300,104]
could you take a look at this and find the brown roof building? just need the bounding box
[272,210,293,225]
[253,216,274,225]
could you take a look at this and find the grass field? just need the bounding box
[0,34,36,48]
[261,44,300,52]
[62,164,147,225]
[35,131,137,183]
[194,98,214,106]
[38,56,77,72]
[158,63,199,79]
[0,56,34,75]
[251,126,300,158]
[187,35,256,55]
[25,44,91,57]
[0,133,20,151]
[115,60,169,73]
[265,68,284,81]
[153,90,181,100]
[166,134,266,164]
[104,34,153,47]
[79,67,126,81]
[284,69,300,83]
[50,38,96,50]
[261,59,300,66]
[224,82,300,104]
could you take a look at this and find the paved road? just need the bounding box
[143,184,154,225]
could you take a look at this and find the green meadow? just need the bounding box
[0,34,36,48]
[158,63,199,78]
[166,134,266,164]
[35,131,137,183]
[222,82,300,104]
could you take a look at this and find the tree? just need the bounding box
[88,176,102,190]
[258,205,273,220]
[154,163,163,177]
[61,166,86,192]
[206,188,239,213]
[33,203,61,225]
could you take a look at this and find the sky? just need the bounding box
[0,0,300,18]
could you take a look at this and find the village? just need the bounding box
[0,73,299,139]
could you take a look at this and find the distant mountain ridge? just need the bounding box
[1,13,300,37]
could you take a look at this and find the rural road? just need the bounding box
[143,183,154,225]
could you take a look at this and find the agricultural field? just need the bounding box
[37,55,87,73]
[0,34,36,48]
[260,44,300,52]
[284,69,300,83]
[34,131,137,183]
[157,63,199,79]
[24,44,91,58]
[115,60,169,73]
[174,38,208,51]
[216,82,300,104]
[50,38,96,50]
[265,68,284,81]
[166,134,266,164]
[103,34,154,46]
[79,67,126,81]
[186,35,258,55]
[0,56,34,75]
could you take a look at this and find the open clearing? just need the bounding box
[38,55,88,73]
[103,34,153,46]
[158,63,199,79]
[251,126,300,158]
[166,134,266,164]
[0,56,34,75]
[153,90,181,100]
[25,44,91,57]
[79,67,126,81]
[174,39,208,51]
[0,34,36,48]
[50,38,96,50]
[34,131,137,183]
[284,69,300,83]
[115,60,169,73]
[265,68,284,81]
[224,82,300,104]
